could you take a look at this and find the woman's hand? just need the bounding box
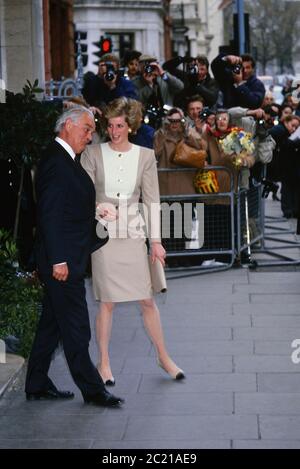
[96,202,118,222]
[150,242,166,267]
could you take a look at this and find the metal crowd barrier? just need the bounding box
[236,166,300,268]
[158,166,236,278]
[158,163,300,276]
[236,176,264,263]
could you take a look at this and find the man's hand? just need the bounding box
[225,55,242,65]
[194,118,207,133]
[53,263,69,281]
[247,108,265,120]
[89,106,102,117]
[150,62,164,77]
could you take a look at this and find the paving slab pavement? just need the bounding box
[1,198,300,449]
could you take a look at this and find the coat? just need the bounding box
[132,73,184,108]
[154,125,207,196]
[34,141,107,278]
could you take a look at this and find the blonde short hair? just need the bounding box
[103,97,142,133]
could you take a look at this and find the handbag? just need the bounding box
[173,141,207,168]
[148,256,167,293]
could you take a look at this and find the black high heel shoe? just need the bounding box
[157,360,185,380]
[97,366,116,386]
[104,378,115,386]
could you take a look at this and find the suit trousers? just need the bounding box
[25,274,105,396]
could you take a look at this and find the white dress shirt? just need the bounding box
[55,136,76,160]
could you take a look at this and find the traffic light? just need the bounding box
[74,31,88,68]
[93,36,113,65]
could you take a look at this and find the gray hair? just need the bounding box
[55,105,94,133]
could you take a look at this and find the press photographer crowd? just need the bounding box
[1,49,300,269]
[82,50,300,255]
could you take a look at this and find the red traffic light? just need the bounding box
[102,38,112,53]
[92,36,113,64]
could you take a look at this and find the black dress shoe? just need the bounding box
[26,389,75,401]
[82,389,124,407]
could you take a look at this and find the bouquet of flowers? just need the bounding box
[218,127,255,169]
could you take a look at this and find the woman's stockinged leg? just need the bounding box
[96,301,115,383]
[139,298,185,380]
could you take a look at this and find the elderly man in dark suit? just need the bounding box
[25,106,123,407]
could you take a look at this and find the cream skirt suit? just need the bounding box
[81,143,161,302]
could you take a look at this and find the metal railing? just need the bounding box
[158,166,236,278]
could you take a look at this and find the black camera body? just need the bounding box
[144,62,155,75]
[144,105,170,129]
[255,118,269,139]
[261,178,279,199]
[104,62,116,81]
[199,107,214,122]
[187,63,199,76]
[232,63,242,74]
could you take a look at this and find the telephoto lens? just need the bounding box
[187,64,198,75]
[104,62,116,81]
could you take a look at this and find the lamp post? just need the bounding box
[235,0,245,55]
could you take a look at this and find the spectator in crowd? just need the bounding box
[268,114,300,218]
[185,95,204,132]
[211,53,265,109]
[279,104,293,122]
[82,53,137,107]
[262,90,275,107]
[153,107,207,265]
[154,107,206,196]
[282,78,293,97]
[132,54,184,111]
[123,50,142,80]
[129,120,155,149]
[163,55,219,109]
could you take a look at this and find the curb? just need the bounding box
[0,354,25,398]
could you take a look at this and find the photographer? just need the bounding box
[132,54,184,115]
[211,53,265,109]
[163,55,219,109]
[268,115,300,218]
[82,53,137,107]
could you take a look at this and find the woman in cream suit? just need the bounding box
[81,97,184,386]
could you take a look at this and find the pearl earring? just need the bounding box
[128,128,132,133]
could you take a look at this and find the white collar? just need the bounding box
[55,137,76,160]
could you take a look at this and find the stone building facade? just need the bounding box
[74,0,171,72]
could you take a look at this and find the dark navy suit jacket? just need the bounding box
[211,54,265,109]
[35,141,107,279]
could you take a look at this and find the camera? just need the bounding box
[144,62,155,75]
[199,107,214,122]
[261,178,280,199]
[144,104,171,129]
[187,63,199,76]
[232,63,242,74]
[255,118,269,139]
[104,62,116,81]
